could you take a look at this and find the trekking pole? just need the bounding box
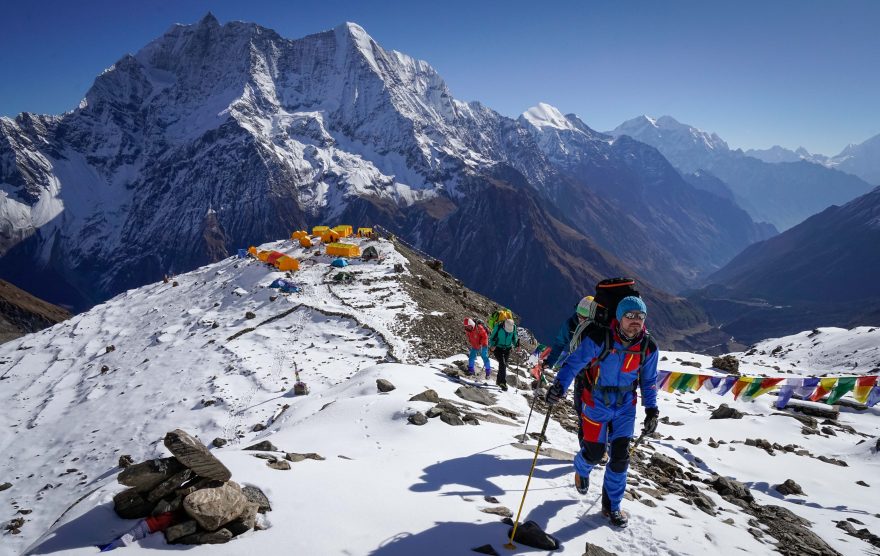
[505,408,553,550]
[519,373,541,442]
[629,429,648,456]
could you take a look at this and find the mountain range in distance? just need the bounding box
[0,14,877,349]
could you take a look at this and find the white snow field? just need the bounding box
[1,236,878,555]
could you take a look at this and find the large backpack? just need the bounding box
[487,308,512,332]
[592,277,640,326]
[571,277,655,407]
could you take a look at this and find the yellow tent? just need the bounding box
[274,256,299,272]
[326,242,361,257]
[299,236,313,248]
[333,225,353,237]
[357,227,374,238]
[321,230,342,243]
[312,225,330,236]
[257,250,270,262]
[291,230,308,240]
[248,246,258,257]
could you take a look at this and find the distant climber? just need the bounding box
[463,318,492,378]
[489,318,519,391]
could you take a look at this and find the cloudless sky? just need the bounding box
[1,0,878,155]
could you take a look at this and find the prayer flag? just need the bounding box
[742,378,785,401]
[809,377,839,402]
[715,376,738,397]
[853,376,879,403]
[866,386,880,408]
[664,372,682,393]
[732,377,754,400]
[775,385,794,409]
[794,377,820,398]
[825,377,857,404]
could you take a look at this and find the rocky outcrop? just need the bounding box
[113,429,271,545]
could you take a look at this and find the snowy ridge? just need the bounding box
[2,237,879,555]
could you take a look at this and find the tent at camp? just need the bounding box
[333,225,353,237]
[299,236,313,248]
[321,230,342,243]
[275,256,299,271]
[291,230,308,240]
[357,227,373,238]
[312,225,330,236]
[331,258,349,268]
[326,242,360,257]
[362,245,379,260]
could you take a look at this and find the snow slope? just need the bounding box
[1,237,878,555]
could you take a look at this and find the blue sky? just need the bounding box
[1,0,877,155]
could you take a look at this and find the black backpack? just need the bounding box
[592,277,640,326]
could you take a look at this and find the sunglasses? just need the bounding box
[622,311,646,321]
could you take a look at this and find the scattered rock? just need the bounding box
[817,455,848,467]
[507,520,559,550]
[484,495,500,504]
[0,482,11,492]
[480,506,513,518]
[820,426,836,436]
[712,475,754,502]
[244,441,278,452]
[440,413,465,426]
[242,485,271,513]
[454,386,497,406]
[267,460,291,471]
[407,412,428,426]
[409,389,440,403]
[376,378,396,392]
[251,423,266,432]
[118,455,134,468]
[712,355,739,373]
[710,404,743,420]
[113,488,154,519]
[245,311,256,319]
[680,361,702,368]
[584,542,619,555]
[293,382,310,396]
[284,453,325,462]
[774,479,804,496]
[177,528,233,544]
[856,480,870,487]
[418,276,432,289]
[165,520,199,543]
[393,263,404,273]
[164,429,232,481]
[212,438,227,448]
[471,544,501,555]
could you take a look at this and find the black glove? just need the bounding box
[545,381,565,406]
[643,407,659,435]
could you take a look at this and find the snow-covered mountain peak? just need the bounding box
[521,102,577,131]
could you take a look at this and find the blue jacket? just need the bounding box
[549,312,580,366]
[490,324,518,349]
[555,325,659,409]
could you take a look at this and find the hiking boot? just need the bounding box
[467,367,475,376]
[497,381,508,391]
[574,472,589,495]
[485,369,492,379]
[602,507,628,528]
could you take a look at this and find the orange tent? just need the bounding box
[299,236,313,248]
[248,246,258,257]
[326,243,361,257]
[274,256,299,271]
[321,230,341,243]
[257,251,270,262]
[333,225,353,237]
[291,230,308,240]
[266,251,286,265]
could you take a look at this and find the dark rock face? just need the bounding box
[454,386,496,406]
[113,488,155,519]
[507,520,559,550]
[164,429,231,481]
[243,440,278,452]
[409,389,440,403]
[711,355,739,373]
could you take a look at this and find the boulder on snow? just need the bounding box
[507,520,559,550]
[710,404,744,420]
[585,543,619,556]
[118,455,134,468]
[774,479,804,496]
[242,485,271,513]
[407,412,428,425]
[113,488,154,519]
[409,389,440,403]
[454,386,497,406]
[243,440,278,452]
[376,378,396,392]
[711,475,754,502]
[711,355,739,373]
[164,429,231,482]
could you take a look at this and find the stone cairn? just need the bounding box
[113,429,271,545]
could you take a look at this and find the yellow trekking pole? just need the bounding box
[505,408,553,550]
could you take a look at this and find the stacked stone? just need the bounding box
[113,429,270,545]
